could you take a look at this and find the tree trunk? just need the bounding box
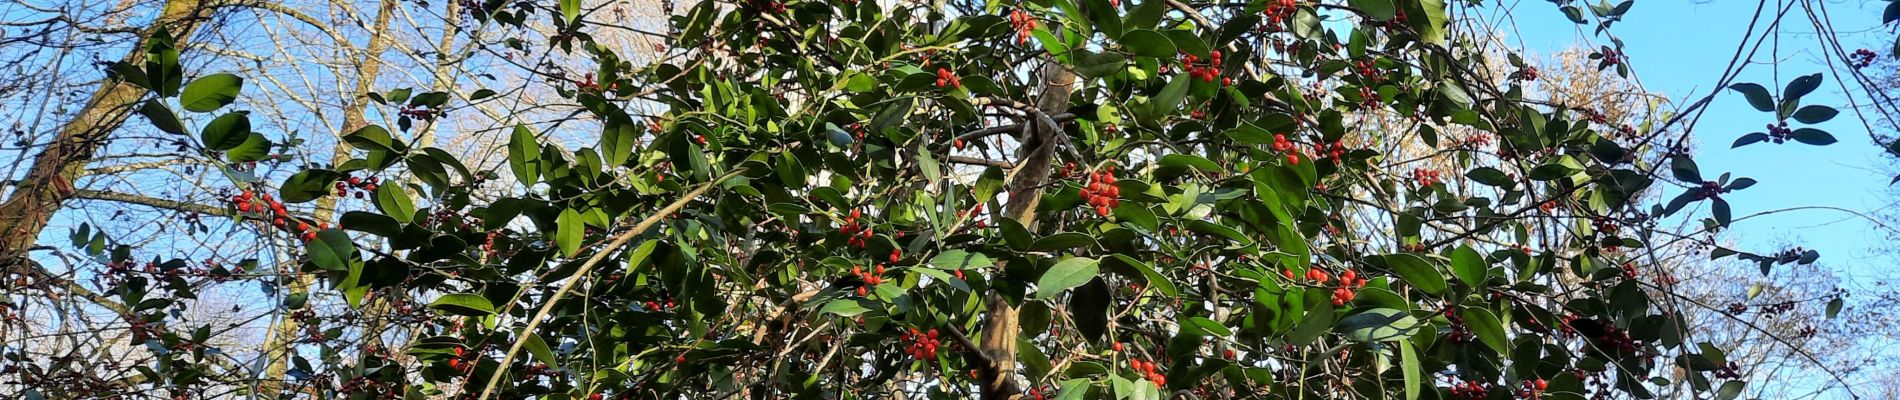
[257,0,398,396]
[0,0,210,264]
[980,62,1075,400]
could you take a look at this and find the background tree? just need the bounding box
[3,0,1896,399]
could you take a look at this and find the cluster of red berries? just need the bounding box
[1851,48,1878,69]
[1412,168,1441,187]
[852,263,889,296]
[643,296,676,312]
[576,72,620,93]
[333,175,380,198]
[1445,308,1475,343]
[745,0,786,13]
[1713,361,1743,379]
[1689,180,1728,200]
[1764,121,1793,143]
[1178,51,1231,86]
[398,105,439,121]
[1008,9,1037,45]
[1448,379,1490,400]
[1270,134,1302,164]
[1597,48,1623,66]
[448,346,476,372]
[1459,133,1492,149]
[1357,86,1381,109]
[1352,59,1384,83]
[1515,378,1549,399]
[1328,269,1365,305]
[1079,167,1121,217]
[1510,66,1540,82]
[481,231,502,258]
[1262,0,1297,28]
[934,67,961,89]
[898,328,942,360]
[1127,357,1166,387]
[840,209,872,248]
[1279,267,1365,305]
[229,189,325,242]
[957,203,988,229]
[1655,272,1678,287]
[1311,140,1346,162]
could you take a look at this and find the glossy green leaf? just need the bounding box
[1036,257,1101,299]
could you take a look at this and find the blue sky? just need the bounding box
[1498,0,1896,396]
[1501,1,1899,279]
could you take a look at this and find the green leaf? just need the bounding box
[929,250,993,270]
[1826,298,1843,318]
[1224,122,1273,144]
[1465,167,1513,187]
[279,169,342,203]
[1054,378,1090,400]
[1400,339,1421,400]
[1561,5,1586,23]
[429,293,497,316]
[1119,29,1176,58]
[1124,0,1164,30]
[1404,0,1449,44]
[1731,132,1770,148]
[1071,279,1111,341]
[306,229,354,272]
[375,183,417,223]
[1789,128,1836,145]
[1526,163,1576,181]
[509,125,542,186]
[1183,317,1233,337]
[1449,245,1486,288]
[555,208,585,257]
[1074,49,1128,78]
[1336,308,1420,342]
[1287,296,1336,345]
[1711,198,1732,227]
[1670,155,1702,183]
[1727,83,1775,113]
[340,211,401,237]
[1715,381,1745,400]
[521,331,558,369]
[343,124,397,151]
[1103,254,1178,296]
[1369,254,1447,295]
[601,114,640,167]
[1350,0,1396,19]
[225,133,272,163]
[819,299,874,316]
[1036,257,1101,299]
[1791,105,1838,124]
[1150,74,1192,116]
[1783,73,1824,101]
[1186,220,1252,244]
[560,0,580,23]
[200,112,252,151]
[1032,232,1097,251]
[179,73,242,112]
[1461,307,1509,353]
[138,101,187,135]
